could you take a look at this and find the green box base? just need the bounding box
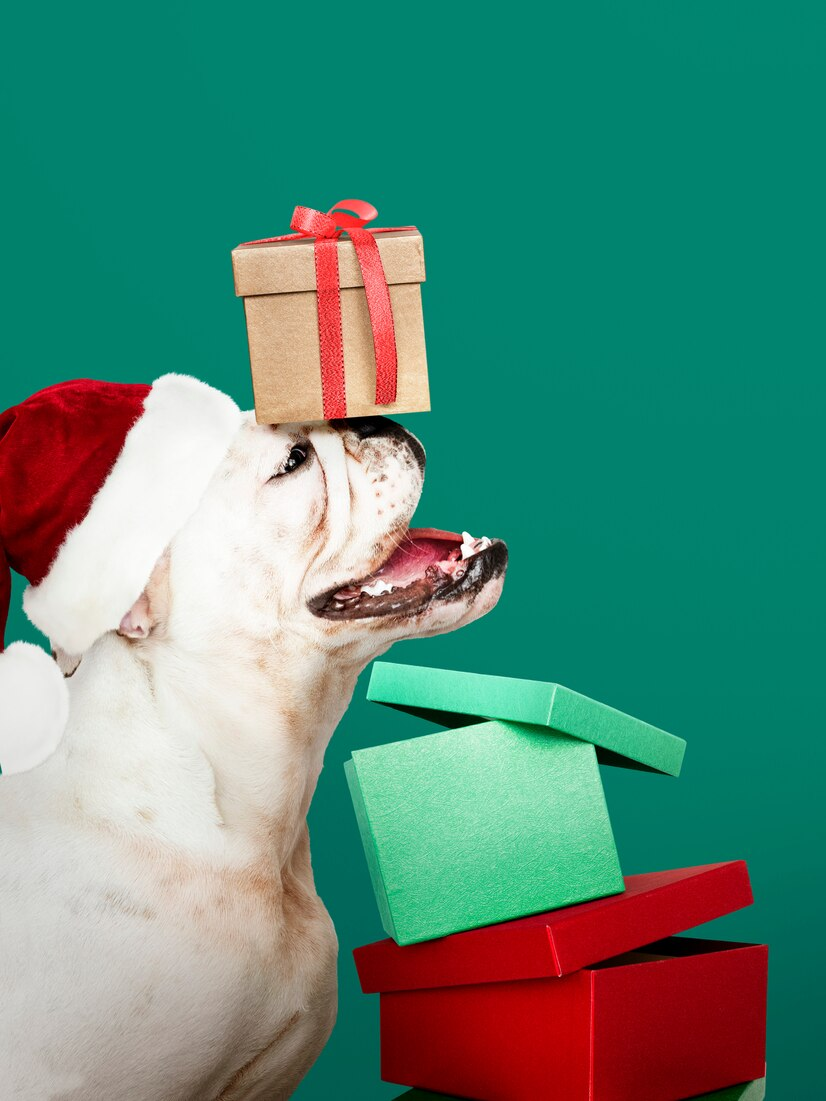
[346,720,624,945]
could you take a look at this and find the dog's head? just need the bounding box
[121,415,506,668]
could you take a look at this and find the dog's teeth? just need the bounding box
[460,532,492,560]
[361,579,394,597]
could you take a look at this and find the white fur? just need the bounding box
[24,374,241,657]
[0,643,68,775]
[0,410,505,1100]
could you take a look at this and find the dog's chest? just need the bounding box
[1,817,338,1101]
[136,833,340,1080]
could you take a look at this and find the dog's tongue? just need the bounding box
[372,529,463,587]
[333,529,490,600]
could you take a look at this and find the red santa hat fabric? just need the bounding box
[0,374,241,773]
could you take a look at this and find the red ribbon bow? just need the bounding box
[242,200,398,420]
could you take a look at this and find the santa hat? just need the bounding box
[0,374,241,773]
[0,643,69,776]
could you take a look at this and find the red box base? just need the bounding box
[380,937,767,1101]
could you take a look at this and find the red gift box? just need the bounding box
[354,862,768,1101]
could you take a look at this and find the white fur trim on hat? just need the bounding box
[0,643,69,776]
[23,374,242,656]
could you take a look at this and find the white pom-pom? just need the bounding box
[0,643,69,776]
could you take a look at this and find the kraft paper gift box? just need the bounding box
[355,861,768,1101]
[346,664,685,945]
[232,201,429,424]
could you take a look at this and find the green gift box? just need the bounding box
[345,663,684,946]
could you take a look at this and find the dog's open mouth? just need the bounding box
[309,529,508,620]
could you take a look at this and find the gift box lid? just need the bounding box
[367,662,685,777]
[232,229,425,297]
[353,861,752,991]
[390,1080,766,1101]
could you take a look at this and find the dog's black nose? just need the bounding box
[330,416,426,473]
[330,416,393,440]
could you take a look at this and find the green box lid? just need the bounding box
[368,662,685,777]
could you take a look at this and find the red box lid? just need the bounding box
[353,861,752,992]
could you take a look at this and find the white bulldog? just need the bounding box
[0,413,506,1100]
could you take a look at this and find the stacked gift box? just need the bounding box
[345,663,768,1101]
[232,201,429,424]
[230,207,769,1096]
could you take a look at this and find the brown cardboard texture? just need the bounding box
[232,230,429,424]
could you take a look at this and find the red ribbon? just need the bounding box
[240,200,400,420]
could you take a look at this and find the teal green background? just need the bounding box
[2,3,822,1096]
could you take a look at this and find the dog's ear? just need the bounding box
[119,593,153,639]
[118,553,171,641]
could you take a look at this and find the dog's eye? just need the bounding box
[271,445,309,480]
